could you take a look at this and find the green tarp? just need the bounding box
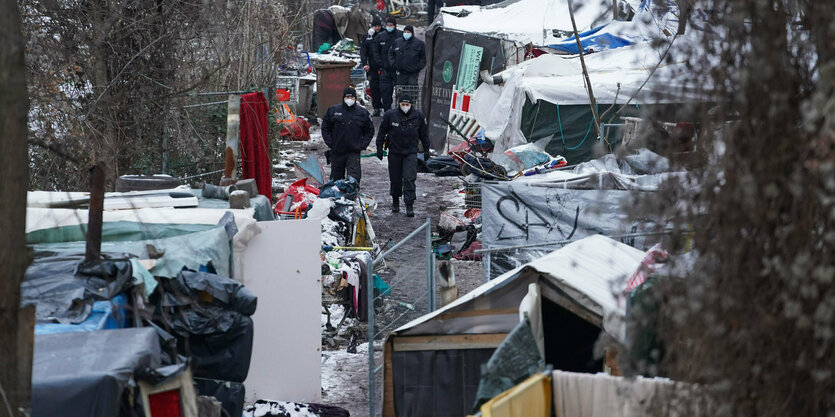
[519,98,688,164]
[27,221,215,245]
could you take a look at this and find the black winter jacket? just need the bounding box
[376,108,429,155]
[360,31,379,69]
[389,36,426,75]
[322,102,374,153]
[371,29,402,71]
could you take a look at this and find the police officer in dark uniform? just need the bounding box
[322,87,375,185]
[360,16,383,116]
[389,25,426,86]
[375,94,429,217]
[372,17,402,111]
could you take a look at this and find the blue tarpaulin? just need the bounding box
[549,24,635,54]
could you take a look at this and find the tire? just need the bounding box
[115,174,182,192]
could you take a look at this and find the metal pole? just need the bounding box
[567,0,602,143]
[425,218,434,312]
[375,222,429,260]
[367,257,376,417]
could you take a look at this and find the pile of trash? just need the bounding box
[272,175,387,347]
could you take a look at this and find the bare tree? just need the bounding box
[626,0,835,415]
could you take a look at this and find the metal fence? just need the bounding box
[395,84,422,110]
[367,219,435,417]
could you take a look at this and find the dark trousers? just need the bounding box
[380,70,397,110]
[388,152,417,205]
[331,151,362,185]
[396,72,419,86]
[369,69,383,110]
[427,0,440,24]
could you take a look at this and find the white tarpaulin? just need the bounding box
[470,41,700,155]
[439,0,611,45]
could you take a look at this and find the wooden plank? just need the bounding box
[393,333,508,352]
[436,307,519,320]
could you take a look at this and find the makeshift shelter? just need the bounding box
[382,235,647,417]
[311,6,368,51]
[471,41,703,163]
[422,0,617,149]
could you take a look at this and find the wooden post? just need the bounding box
[85,162,106,263]
[0,0,34,413]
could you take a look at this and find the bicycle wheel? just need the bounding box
[402,5,412,18]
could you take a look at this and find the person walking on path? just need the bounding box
[322,87,374,185]
[360,16,384,116]
[375,94,429,217]
[372,17,402,111]
[389,25,426,87]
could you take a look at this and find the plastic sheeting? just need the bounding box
[471,42,705,156]
[22,256,135,324]
[481,150,680,277]
[194,378,246,417]
[31,328,161,417]
[439,0,610,45]
[154,269,257,382]
[473,317,544,411]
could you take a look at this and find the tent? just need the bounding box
[311,6,368,51]
[471,41,704,162]
[422,0,611,150]
[470,2,712,163]
[381,235,648,417]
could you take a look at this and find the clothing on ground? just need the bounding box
[388,153,417,204]
[240,92,272,204]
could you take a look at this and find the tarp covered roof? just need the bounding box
[438,0,611,45]
[394,235,646,340]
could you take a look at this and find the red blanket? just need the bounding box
[239,92,272,204]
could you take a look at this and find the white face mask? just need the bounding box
[344,98,356,107]
[400,105,411,113]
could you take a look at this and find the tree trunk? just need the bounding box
[0,0,33,414]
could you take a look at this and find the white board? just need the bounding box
[243,219,322,403]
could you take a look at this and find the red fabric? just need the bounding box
[274,178,320,215]
[279,118,311,141]
[240,92,272,204]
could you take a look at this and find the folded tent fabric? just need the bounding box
[477,373,552,417]
[240,92,272,204]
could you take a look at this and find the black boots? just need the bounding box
[392,198,400,213]
[405,204,414,217]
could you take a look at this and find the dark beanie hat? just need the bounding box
[372,16,382,26]
[398,94,413,104]
[343,87,357,97]
[404,25,414,33]
[385,16,397,25]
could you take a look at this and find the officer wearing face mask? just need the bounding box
[375,94,429,217]
[389,25,426,86]
[372,17,402,111]
[322,87,375,184]
[361,16,383,116]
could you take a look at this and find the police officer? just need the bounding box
[389,25,426,86]
[375,94,429,217]
[360,16,384,116]
[372,17,401,111]
[322,87,375,185]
